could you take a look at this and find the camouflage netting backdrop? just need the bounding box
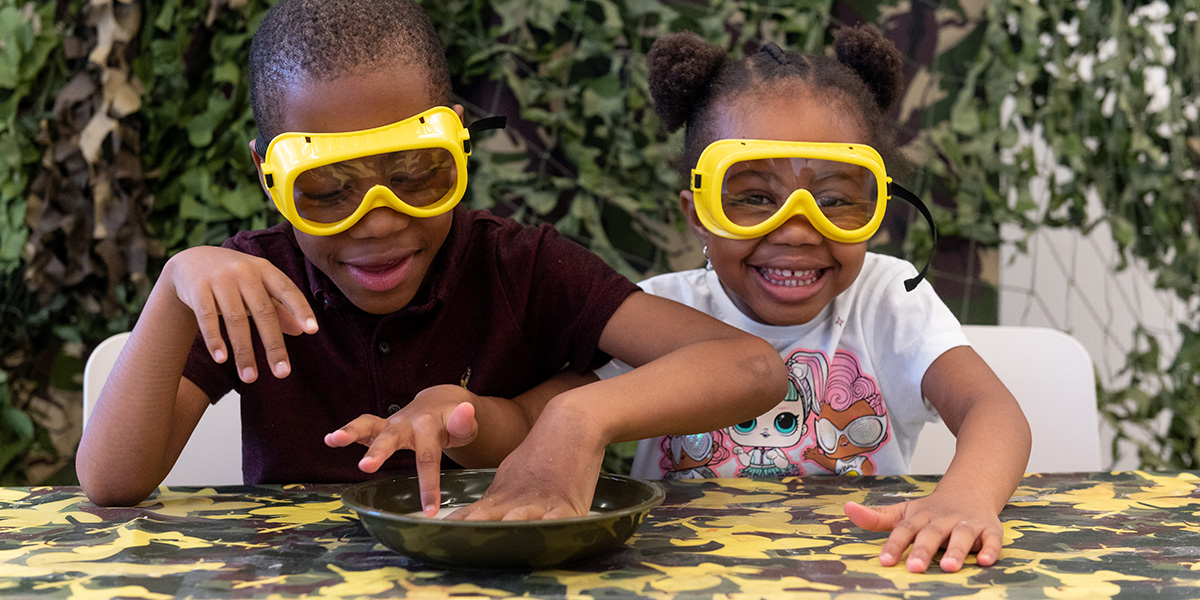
[1,0,1198,485]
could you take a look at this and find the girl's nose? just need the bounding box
[764,213,824,246]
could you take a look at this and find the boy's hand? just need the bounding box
[843,491,1003,573]
[324,384,480,516]
[165,246,318,383]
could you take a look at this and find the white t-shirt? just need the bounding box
[596,253,970,479]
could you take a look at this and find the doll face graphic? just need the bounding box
[813,399,887,459]
[728,400,805,448]
[669,433,716,470]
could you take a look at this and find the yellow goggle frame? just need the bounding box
[691,138,938,292]
[691,139,891,243]
[257,106,499,236]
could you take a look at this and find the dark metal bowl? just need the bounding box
[341,468,665,569]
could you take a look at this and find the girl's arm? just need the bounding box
[448,291,788,520]
[844,345,1031,573]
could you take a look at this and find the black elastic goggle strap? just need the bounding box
[254,132,271,161]
[888,183,938,292]
[464,115,507,153]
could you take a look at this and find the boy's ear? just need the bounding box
[248,139,273,199]
[679,190,710,244]
[452,103,465,121]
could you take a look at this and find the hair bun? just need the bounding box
[647,31,727,132]
[833,24,904,113]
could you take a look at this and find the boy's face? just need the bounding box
[271,67,454,314]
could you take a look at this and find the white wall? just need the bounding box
[997,214,1190,469]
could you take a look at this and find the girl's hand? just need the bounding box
[445,401,604,522]
[843,491,1004,573]
[324,384,480,516]
[164,246,318,383]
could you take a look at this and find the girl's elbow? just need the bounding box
[1015,413,1033,460]
[741,338,788,399]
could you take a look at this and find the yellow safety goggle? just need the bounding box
[256,106,506,236]
[691,139,936,291]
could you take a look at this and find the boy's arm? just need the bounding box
[77,247,317,506]
[326,370,598,516]
[843,345,1031,573]
[77,278,215,506]
[449,291,787,520]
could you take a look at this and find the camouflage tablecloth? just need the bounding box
[2,471,1200,599]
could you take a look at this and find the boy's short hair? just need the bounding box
[248,0,453,141]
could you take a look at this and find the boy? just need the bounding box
[77,0,786,518]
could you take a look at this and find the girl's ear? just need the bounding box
[680,189,711,245]
[453,103,465,121]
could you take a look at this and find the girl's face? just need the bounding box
[682,90,870,326]
[267,66,456,315]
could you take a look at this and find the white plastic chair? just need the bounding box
[908,325,1102,474]
[82,332,243,485]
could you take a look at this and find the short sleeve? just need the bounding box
[863,258,970,419]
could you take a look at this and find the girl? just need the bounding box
[599,25,1031,573]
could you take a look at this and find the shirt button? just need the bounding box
[386,404,401,416]
[377,341,391,355]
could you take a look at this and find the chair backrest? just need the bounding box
[908,325,1102,475]
[83,332,243,485]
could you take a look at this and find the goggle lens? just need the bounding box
[720,157,880,232]
[292,147,459,224]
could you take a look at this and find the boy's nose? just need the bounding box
[348,206,412,238]
[764,213,824,246]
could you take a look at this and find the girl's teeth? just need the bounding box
[759,267,821,287]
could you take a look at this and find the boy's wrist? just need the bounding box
[146,264,202,335]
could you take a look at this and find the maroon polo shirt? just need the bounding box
[182,207,639,484]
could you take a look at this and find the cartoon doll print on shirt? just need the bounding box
[803,351,889,475]
[726,351,826,478]
[659,431,730,479]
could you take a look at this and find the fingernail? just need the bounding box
[425,504,437,516]
[880,552,893,563]
[274,361,289,377]
[241,367,256,382]
[306,318,318,332]
[213,349,226,363]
